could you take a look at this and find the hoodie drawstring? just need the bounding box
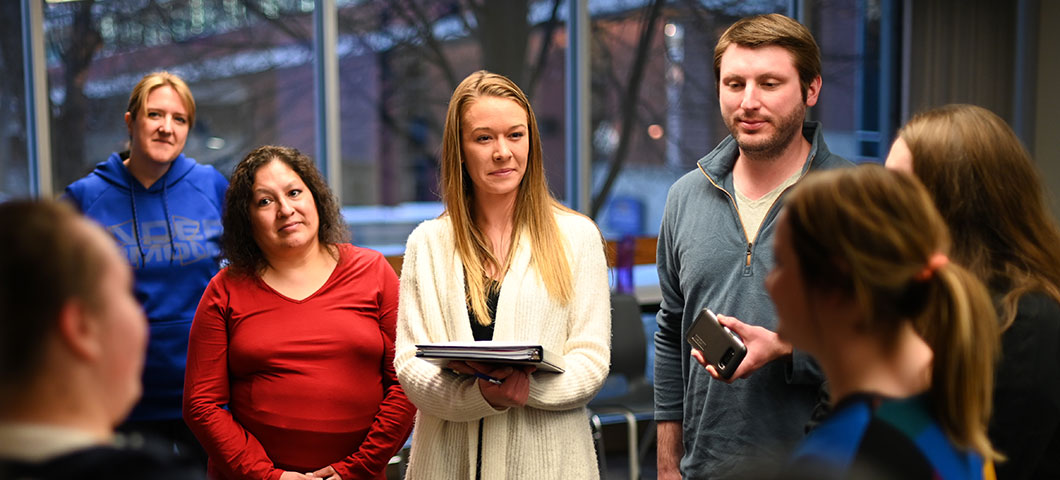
[129,193,147,268]
[162,181,176,265]
[129,180,177,267]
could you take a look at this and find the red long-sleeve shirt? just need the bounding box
[183,244,415,480]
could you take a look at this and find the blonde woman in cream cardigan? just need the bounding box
[394,71,611,479]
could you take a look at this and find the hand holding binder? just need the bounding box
[444,359,535,408]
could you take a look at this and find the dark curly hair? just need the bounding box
[222,145,348,276]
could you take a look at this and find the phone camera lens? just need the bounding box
[720,348,735,368]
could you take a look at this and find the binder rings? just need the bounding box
[414,341,566,373]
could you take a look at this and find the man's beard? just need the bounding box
[727,103,806,160]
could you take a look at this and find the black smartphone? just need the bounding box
[684,308,747,380]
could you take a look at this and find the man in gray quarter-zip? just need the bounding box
[654,13,853,480]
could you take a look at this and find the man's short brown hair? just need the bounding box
[0,200,109,393]
[713,13,822,101]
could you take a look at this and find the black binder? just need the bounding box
[414,341,566,373]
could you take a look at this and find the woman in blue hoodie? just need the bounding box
[64,71,227,466]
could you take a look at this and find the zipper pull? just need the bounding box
[743,242,753,276]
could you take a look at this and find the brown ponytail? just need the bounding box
[916,263,1000,459]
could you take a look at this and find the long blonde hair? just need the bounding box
[440,70,576,325]
[898,104,1060,330]
[786,166,1001,459]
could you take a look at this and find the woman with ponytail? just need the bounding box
[887,104,1060,479]
[768,165,1000,479]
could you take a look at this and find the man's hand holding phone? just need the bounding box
[686,308,747,380]
[690,312,793,383]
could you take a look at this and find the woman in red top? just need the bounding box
[183,145,415,480]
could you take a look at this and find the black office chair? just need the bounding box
[589,293,655,480]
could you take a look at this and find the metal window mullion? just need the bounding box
[899,0,912,123]
[565,0,590,214]
[879,0,899,153]
[22,0,52,198]
[1012,0,1038,148]
[314,0,340,203]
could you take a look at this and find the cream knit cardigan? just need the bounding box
[395,210,612,479]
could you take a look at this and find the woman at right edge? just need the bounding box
[394,70,611,479]
[886,104,1060,479]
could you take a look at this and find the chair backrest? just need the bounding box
[609,293,647,382]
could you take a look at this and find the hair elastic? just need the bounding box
[915,253,949,282]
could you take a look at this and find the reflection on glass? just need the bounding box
[588,0,871,238]
[43,0,317,193]
[28,0,881,251]
[1,2,29,201]
[336,1,568,251]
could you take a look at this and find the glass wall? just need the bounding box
[588,0,789,238]
[0,1,29,201]
[335,1,569,251]
[6,0,888,250]
[42,0,317,193]
[588,0,880,238]
[809,0,884,163]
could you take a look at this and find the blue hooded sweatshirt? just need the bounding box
[65,152,228,422]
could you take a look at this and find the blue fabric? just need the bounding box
[877,398,984,480]
[790,397,872,473]
[913,422,982,480]
[65,152,228,421]
[791,394,986,480]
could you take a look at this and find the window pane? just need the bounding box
[588,1,787,239]
[43,0,318,193]
[808,0,868,162]
[337,1,567,251]
[0,1,29,201]
[589,0,877,238]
